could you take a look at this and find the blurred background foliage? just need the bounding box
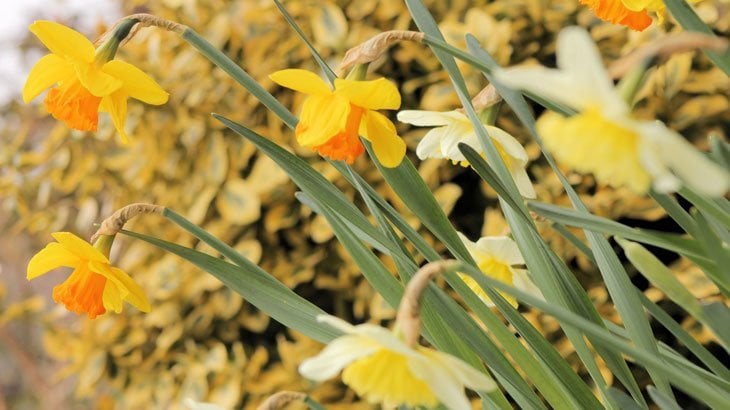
[1,0,728,408]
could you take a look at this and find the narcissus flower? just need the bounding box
[27,232,150,319]
[398,109,536,198]
[495,27,730,196]
[580,0,652,31]
[299,315,495,409]
[23,20,168,143]
[458,232,541,307]
[269,69,406,167]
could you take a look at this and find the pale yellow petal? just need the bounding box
[100,93,130,144]
[361,111,405,168]
[29,21,95,63]
[27,242,81,279]
[269,69,331,95]
[296,94,350,147]
[102,60,168,105]
[22,54,74,103]
[74,63,122,97]
[397,109,465,126]
[299,335,377,380]
[335,77,400,110]
[50,232,108,263]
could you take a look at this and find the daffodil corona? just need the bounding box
[27,232,150,319]
[269,69,406,167]
[580,0,652,31]
[458,232,541,307]
[398,109,536,198]
[495,27,730,196]
[299,315,495,409]
[23,20,168,143]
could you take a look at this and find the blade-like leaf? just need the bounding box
[120,229,337,343]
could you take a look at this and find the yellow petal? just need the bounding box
[51,232,109,263]
[361,111,405,168]
[110,266,151,312]
[296,94,350,147]
[100,93,130,144]
[89,261,151,312]
[74,63,122,97]
[334,77,400,110]
[22,54,74,103]
[29,21,95,63]
[270,69,331,95]
[102,60,168,105]
[27,242,81,280]
[102,282,124,313]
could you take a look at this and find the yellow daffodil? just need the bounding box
[458,232,541,307]
[269,69,405,167]
[23,20,168,143]
[580,0,652,31]
[27,232,150,319]
[398,109,536,198]
[299,315,495,409]
[495,27,730,196]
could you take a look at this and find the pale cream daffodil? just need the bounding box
[299,315,495,409]
[495,27,730,196]
[398,109,536,198]
[458,232,542,307]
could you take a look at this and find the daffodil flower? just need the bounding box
[398,109,536,198]
[580,0,652,31]
[495,27,730,196]
[27,232,150,319]
[269,69,406,167]
[299,315,495,409]
[23,21,169,143]
[458,232,541,307]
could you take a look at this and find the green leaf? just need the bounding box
[181,28,297,128]
[272,0,337,83]
[709,135,730,169]
[639,293,730,379]
[647,386,683,410]
[120,229,337,343]
[663,0,730,75]
[680,186,730,230]
[616,238,703,317]
[456,262,730,408]
[606,388,643,410]
[700,302,730,351]
[529,201,711,264]
[690,209,730,296]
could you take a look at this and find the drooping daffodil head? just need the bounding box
[269,69,406,167]
[579,0,653,31]
[457,232,542,307]
[494,26,730,196]
[27,232,150,319]
[299,315,495,409]
[398,109,536,198]
[23,20,169,143]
